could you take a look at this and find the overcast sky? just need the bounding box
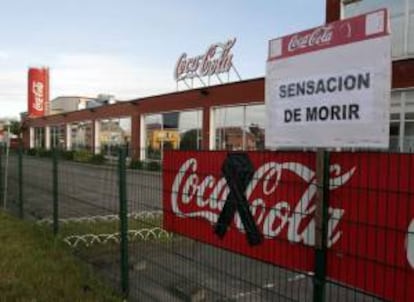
[0,0,325,119]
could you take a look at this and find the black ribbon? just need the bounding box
[214,153,263,246]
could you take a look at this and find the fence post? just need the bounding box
[52,148,59,235]
[18,143,23,219]
[118,147,129,298]
[313,149,330,302]
[0,147,3,202]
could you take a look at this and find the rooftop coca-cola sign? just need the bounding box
[174,38,236,81]
[163,150,414,301]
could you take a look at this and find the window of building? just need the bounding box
[389,89,414,152]
[342,0,414,57]
[143,110,202,160]
[213,104,265,151]
[70,121,93,151]
[98,117,131,156]
[34,127,45,149]
[50,125,65,149]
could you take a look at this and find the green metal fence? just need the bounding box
[1,147,412,301]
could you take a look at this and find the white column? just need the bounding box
[94,120,101,154]
[140,115,145,161]
[66,124,72,151]
[45,126,51,150]
[400,92,406,152]
[29,127,35,149]
[209,107,215,150]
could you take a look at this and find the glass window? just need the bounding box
[70,121,93,151]
[178,111,202,151]
[342,0,407,57]
[34,127,45,149]
[409,0,414,54]
[144,110,202,160]
[404,121,414,152]
[213,104,265,151]
[214,106,244,150]
[144,114,163,160]
[50,125,65,149]
[245,104,265,150]
[98,117,131,156]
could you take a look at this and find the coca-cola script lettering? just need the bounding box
[288,26,333,52]
[175,38,235,81]
[32,81,44,111]
[171,158,353,248]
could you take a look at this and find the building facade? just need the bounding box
[23,0,414,157]
[328,0,414,151]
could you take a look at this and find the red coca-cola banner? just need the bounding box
[268,8,388,61]
[163,151,414,301]
[28,67,49,117]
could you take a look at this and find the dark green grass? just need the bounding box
[0,211,121,301]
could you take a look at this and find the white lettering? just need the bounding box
[288,26,333,52]
[32,81,44,111]
[175,38,236,81]
[170,158,356,248]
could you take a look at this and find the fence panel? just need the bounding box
[2,147,414,301]
[326,152,414,302]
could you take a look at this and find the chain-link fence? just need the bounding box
[1,147,413,301]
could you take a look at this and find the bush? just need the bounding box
[129,159,144,170]
[146,161,161,171]
[27,148,37,156]
[90,154,106,165]
[61,150,75,161]
[37,149,52,158]
[73,150,93,163]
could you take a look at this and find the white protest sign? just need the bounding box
[265,9,391,148]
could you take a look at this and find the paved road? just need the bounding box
[2,155,381,301]
[4,154,161,219]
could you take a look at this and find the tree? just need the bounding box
[180,129,200,150]
[2,120,21,137]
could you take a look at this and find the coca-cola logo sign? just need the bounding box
[171,157,353,248]
[175,38,236,81]
[32,81,44,111]
[288,25,334,52]
[163,151,414,301]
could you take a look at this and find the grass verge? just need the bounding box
[0,211,121,301]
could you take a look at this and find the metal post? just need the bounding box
[3,125,10,209]
[52,148,59,235]
[118,147,129,298]
[0,147,3,202]
[18,143,23,219]
[313,149,330,302]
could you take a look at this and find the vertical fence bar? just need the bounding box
[52,148,59,235]
[0,147,3,202]
[118,147,129,298]
[18,143,23,219]
[313,149,330,302]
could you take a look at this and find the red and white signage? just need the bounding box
[265,9,391,148]
[28,67,49,117]
[175,38,235,81]
[163,151,414,301]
